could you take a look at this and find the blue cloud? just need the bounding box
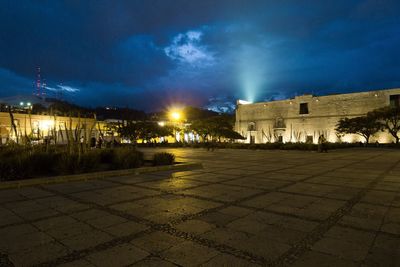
[0,1,400,111]
[164,30,214,66]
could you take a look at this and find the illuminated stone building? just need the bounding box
[0,112,106,145]
[235,88,400,144]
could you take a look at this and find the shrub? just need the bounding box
[111,148,143,169]
[56,152,80,175]
[99,149,115,164]
[153,152,175,166]
[79,151,101,172]
[0,146,147,181]
[0,153,28,181]
[28,151,60,176]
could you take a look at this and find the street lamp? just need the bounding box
[169,109,183,142]
[170,111,181,121]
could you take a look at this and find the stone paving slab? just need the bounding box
[0,148,400,266]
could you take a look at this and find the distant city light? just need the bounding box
[158,121,165,127]
[27,102,31,106]
[20,102,24,106]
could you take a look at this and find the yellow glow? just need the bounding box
[169,111,182,121]
[158,121,165,127]
[39,120,54,130]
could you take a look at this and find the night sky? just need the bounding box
[1,0,400,112]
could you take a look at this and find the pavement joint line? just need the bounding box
[159,225,269,266]
[0,173,178,207]
[36,177,273,265]
[34,228,155,267]
[104,174,246,196]
[35,185,265,266]
[91,151,394,229]
[116,155,363,198]
[0,186,169,231]
[272,155,400,266]
[1,149,396,266]
[167,153,388,225]
[38,185,156,227]
[274,189,363,203]
[133,255,182,267]
[361,195,395,267]
[0,181,139,206]
[0,206,94,230]
[0,162,202,190]
[336,222,400,239]
[301,180,376,190]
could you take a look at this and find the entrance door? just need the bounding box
[250,135,255,144]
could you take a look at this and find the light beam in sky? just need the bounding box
[237,44,269,103]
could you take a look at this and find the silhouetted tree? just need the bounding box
[371,106,400,143]
[189,115,244,142]
[118,121,173,143]
[335,114,381,143]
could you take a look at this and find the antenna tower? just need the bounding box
[36,66,41,97]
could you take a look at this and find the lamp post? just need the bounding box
[169,110,182,143]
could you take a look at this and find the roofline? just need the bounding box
[237,87,400,106]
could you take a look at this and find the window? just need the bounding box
[278,136,283,143]
[274,117,285,128]
[248,122,256,131]
[390,95,400,108]
[306,135,313,144]
[250,136,255,144]
[299,103,309,114]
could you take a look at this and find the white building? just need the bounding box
[235,88,400,144]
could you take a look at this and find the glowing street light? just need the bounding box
[168,109,184,142]
[170,111,181,121]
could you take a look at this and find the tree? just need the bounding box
[118,121,173,143]
[371,106,400,143]
[117,121,141,143]
[335,114,381,143]
[141,122,173,142]
[188,120,211,142]
[189,115,244,142]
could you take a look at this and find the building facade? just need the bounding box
[235,88,400,144]
[0,112,107,145]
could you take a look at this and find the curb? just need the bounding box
[0,162,203,190]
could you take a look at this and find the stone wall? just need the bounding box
[235,88,400,144]
[0,112,104,144]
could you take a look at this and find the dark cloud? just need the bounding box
[0,0,399,111]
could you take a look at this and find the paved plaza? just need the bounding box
[1,148,400,266]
